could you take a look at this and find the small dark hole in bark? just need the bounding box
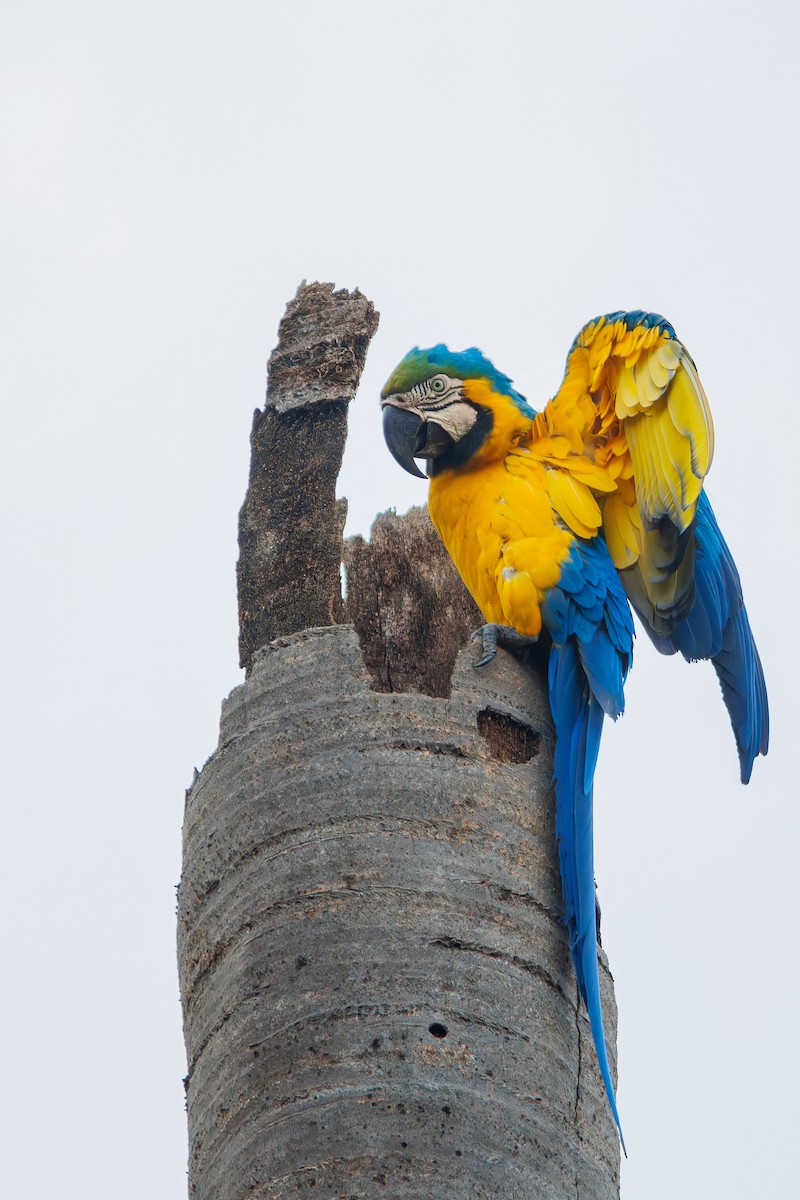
[429,1022,448,1038]
[477,708,540,763]
[400,1141,408,1148]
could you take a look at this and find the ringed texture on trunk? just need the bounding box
[178,626,621,1198]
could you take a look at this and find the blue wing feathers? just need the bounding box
[639,492,769,781]
[668,492,741,660]
[713,607,769,783]
[578,628,627,719]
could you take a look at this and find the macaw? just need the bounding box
[380,311,769,1149]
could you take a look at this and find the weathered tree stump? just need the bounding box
[177,283,621,1199]
[343,505,483,697]
[237,281,379,672]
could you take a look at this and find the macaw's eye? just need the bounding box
[431,376,446,393]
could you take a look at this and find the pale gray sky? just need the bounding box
[2,2,797,1196]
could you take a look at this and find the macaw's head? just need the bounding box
[380,345,535,478]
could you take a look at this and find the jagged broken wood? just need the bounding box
[178,282,622,1199]
[344,506,483,697]
[237,281,379,673]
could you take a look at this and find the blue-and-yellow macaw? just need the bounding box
[380,311,769,1149]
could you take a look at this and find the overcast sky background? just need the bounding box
[2,2,798,1196]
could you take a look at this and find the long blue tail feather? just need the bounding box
[549,639,626,1152]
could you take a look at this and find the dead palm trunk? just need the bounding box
[177,283,622,1198]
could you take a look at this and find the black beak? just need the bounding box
[382,405,428,479]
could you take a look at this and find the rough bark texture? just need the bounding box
[178,629,621,1199]
[178,283,621,1198]
[237,281,379,673]
[344,506,484,697]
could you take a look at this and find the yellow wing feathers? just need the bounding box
[531,312,716,630]
[542,468,603,540]
[620,351,713,532]
[602,486,643,569]
[540,314,714,558]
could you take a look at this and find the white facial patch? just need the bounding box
[413,375,477,441]
[428,399,478,441]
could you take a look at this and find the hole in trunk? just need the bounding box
[477,708,540,763]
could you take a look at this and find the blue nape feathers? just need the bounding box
[381,344,535,418]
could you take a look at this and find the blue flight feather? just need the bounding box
[637,492,769,782]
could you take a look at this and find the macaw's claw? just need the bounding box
[471,623,539,668]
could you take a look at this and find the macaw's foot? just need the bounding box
[471,623,539,669]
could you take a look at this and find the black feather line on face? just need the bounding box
[428,405,493,475]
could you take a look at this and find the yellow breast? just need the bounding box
[428,455,573,637]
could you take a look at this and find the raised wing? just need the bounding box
[532,311,715,634]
